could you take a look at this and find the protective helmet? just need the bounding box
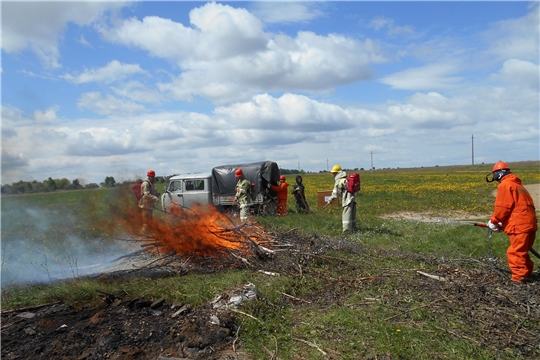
[279,175,286,181]
[235,168,243,177]
[486,161,511,183]
[330,164,341,173]
[492,161,510,173]
[147,170,156,177]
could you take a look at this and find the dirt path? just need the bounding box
[382,183,540,223]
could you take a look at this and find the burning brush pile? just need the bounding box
[108,204,279,277]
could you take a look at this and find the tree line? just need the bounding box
[2,167,364,195]
[1,176,167,195]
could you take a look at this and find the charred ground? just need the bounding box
[2,225,540,360]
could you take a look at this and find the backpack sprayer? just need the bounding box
[473,222,540,260]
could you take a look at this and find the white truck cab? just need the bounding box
[161,161,281,214]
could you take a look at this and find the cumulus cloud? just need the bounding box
[62,60,147,84]
[99,2,386,104]
[34,107,60,124]
[215,93,355,131]
[491,59,539,89]
[64,129,145,157]
[2,2,126,68]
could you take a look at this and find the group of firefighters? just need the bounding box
[138,160,538,284]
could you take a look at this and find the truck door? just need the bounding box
[182,179,210,209]
[162,179,184,212]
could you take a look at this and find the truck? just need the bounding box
[161,160,281,215]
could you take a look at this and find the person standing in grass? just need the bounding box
[139,169,160,235]
[270,175,289,215]
[326,164,357,233]
[292,175,310,213]
[486,161,537,283]
[234,168,252,222]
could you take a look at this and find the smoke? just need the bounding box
[1,188,141,289]
[1,234,137,288]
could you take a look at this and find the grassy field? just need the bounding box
[2,161,539,359]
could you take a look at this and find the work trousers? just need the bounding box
[342,202,357,233]
[141,209,153,234]
[276,200,288,216]
[507,231,536,282]
[239,203,250,221]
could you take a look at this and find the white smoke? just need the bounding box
[1,206,139,289]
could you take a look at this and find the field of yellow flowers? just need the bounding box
[294,161,540,217]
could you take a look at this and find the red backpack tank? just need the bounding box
[346,173,360,193]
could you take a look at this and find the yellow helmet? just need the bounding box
[330,164,341,173]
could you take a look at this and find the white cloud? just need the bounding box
[34,107,60,124]
[2,2,126,68]
[380,63,464,90]
[215,93,355,131]
[111,81,163,103]
[484,3,539,62]
[62,60,146,84]
[491,59,539,89]
[77,92,147,115]
[100,2,386,104]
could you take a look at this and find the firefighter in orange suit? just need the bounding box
[486,161,538,283]
[270,175,289,215]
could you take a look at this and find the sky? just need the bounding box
[2,1,539,185]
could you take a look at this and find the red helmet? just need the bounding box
[235,168,243,177]
[147,169,156,177]
[279,175,286,181]
[492,161,509,173]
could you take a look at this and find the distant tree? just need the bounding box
[85,183,99,189]
[55,178,70,190]
[102,176,116,187]
[45,177,57,192]
[72,179,83,189]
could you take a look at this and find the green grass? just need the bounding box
[2,161,539,359]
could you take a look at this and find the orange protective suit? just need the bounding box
[490,173,538,282]
[270,181,289,215]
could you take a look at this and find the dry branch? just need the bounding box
[292,337,327,356]
[227,308,262,323]
[417,271,446,282]
[279,292,311,303]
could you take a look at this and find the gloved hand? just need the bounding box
[487,220,502,232]
[267,183,271,188]
[233,197,237,203]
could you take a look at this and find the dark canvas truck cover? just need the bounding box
[211,160,280,196]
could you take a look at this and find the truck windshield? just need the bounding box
[169,181,182,192]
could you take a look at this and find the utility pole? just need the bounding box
[370,151,374,171]
[298,161,300,171]
[471,134,475,166]
[326,158,328,172]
